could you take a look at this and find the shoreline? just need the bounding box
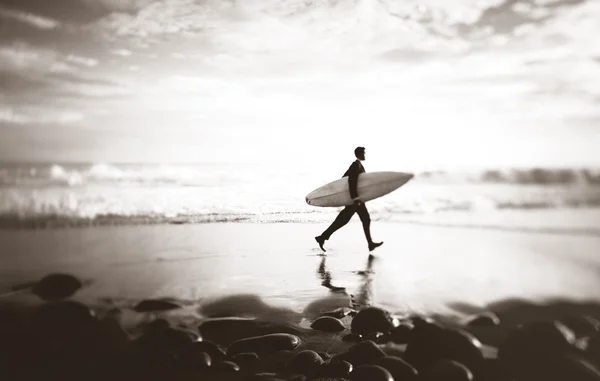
[0,207,599,234]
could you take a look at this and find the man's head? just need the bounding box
[354,146,366,161]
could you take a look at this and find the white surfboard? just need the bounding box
[306,171,414,207]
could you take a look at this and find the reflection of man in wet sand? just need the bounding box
[315,147,383,252]
[352,254,376,310]
[317,254,377,307]
[318,256,346,293]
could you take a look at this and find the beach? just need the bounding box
[2,219,600,380]
[2,161,600,380]
[3,219,600,314]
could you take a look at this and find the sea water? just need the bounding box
[1,161,599,230]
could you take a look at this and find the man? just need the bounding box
[315,147,383,252]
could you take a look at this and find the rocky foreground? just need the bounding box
[2,274,600,381]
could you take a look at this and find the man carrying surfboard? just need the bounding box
[315,147,383,252]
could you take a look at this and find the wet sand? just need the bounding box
[2,221,600,314]
[2,221,600,380]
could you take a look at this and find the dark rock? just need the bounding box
[381,343,406,358]
[191,341,227,363]
[548,355,600,381]
[321,307,356,319]
[143,319,200,342]
[32,273,83,301]
[286,375,307,381]
[363,331,389,343]
[33,301,98,353]
[0,308,29,350]
[319,359,353,377]
[180,327,202,342]
[198,317,301,345]
[420,360,474,381]
[587,333,600,363]
[34,301,96,331]
[287,350,323,376]
[134,299,182,312]
[181,351,211,370]
[467,312,500,327]
[342,333,362,342]
[310,316,345,332]
[214,360,240,372]
[410,315,436,327]
[317,352,331,361]
[403,319,446,370]
[349,364,394,381]
[247,373,279,381]
[125,346,178,378]
[232,352,259,372]
[390,322,414,344]
[228,334,301,356]
[351,307,395,335]
[332,340,386,366]
[480,358,511,381]
[91,318,130,354]
[134,326,197,354]
[405,323,484,375]
[145,318,171,333]
[440,329,485,376]
[374,356,419,380]
[561,315,600,339]
[498,320,578,380]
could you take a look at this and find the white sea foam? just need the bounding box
[0,162,599,228]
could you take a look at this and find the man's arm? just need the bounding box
[347,162,360,201]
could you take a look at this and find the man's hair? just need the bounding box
[354,146,365,157]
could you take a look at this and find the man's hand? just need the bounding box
[352,197,362,206]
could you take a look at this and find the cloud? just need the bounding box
[0,6,61,30]
[0,105,83,125]
[66,54,98,67]
[0,69,129,101]
[89,0,237,48]
[79,0,160,12]
[111,48,132,56]
[0,42,128,128]
[466,0,585,35]
[0,42,75,73]
[0,42,103,77]
[0,106,30,124]
[85,0,595,73]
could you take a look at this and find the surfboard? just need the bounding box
[306,171,414,207]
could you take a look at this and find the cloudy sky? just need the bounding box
[0,0,599,170]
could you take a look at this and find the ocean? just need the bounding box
[1,161,599,231]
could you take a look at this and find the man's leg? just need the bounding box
[316,206,356,251]
[356,203,383,251]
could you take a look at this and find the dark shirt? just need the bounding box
[342,160,365,199]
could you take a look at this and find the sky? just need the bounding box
[0,0,599,171]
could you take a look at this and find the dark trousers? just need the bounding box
[320,202,373,244]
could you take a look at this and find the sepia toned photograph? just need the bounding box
[0,0,599,380]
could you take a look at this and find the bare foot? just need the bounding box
[315,236,326,252]
[368,241,383,251]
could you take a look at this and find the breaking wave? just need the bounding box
[419,168,600,186]
[0,163,249,188]
[0,162,599,229]
[2,163,599,187]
